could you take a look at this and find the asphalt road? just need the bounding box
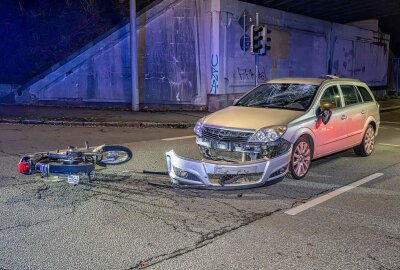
[0,110,399,270]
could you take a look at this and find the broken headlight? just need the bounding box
[248,126,286,143]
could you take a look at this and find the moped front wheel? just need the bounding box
[96,145,132,166]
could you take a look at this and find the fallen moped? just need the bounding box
[18,142,132,184]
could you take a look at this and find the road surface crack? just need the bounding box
[128,208,282,269]
[367,254,394,270]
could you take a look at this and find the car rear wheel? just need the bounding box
[289,137,312,180]
[354,124,375,156]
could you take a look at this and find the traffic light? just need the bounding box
[250,25,264,54]
[266,27,272,51]
[250,25,272,55]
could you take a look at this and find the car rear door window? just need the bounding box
[320,85,342,108]
[341,85,360,106]
[357,86,374,102]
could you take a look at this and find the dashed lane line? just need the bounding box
[285,173,384,216]
[381,121,400,125]
[378,143,400,147]
[162,135,196,141]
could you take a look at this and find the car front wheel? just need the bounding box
[289,137,312,180]
[354,124,375,156]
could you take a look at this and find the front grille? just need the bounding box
[208,173,263,185]
[202,127,253,143]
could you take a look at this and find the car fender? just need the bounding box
[364,115,379,136]
[284,126,316,146]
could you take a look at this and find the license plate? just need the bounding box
[196,137,210,147]
[214,166,257,175]
[216,142,228,150]
[67,175,80,185]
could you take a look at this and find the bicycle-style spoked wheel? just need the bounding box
[96,145,132,166]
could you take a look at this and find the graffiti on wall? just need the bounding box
[235,66,266,81]
[210,54,219,94]
[142,0,198,104]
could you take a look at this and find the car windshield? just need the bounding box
[236,83,319,111]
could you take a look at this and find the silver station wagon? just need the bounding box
[166,76,380,189]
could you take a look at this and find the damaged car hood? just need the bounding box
[203,106,305,130]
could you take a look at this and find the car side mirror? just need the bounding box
[232,98,239,105]
[319,101,334,125]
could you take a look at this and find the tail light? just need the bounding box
[18,161,30,174]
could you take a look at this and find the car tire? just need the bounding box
[353,124,375,157]
[288,136,312,180]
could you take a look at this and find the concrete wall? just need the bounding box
[207,0,389,110]
[139,0,205,106]
[11,0,390,111]
[16,0,205,108]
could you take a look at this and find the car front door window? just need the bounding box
[314,85,348,157]
[319,85,342,109]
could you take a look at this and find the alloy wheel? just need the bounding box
[292,141,311,178]
[364,126,375,155]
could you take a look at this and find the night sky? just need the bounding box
[0,0,157,84]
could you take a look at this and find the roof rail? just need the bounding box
[319,75,339,79]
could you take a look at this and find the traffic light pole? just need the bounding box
[255,13,259,87]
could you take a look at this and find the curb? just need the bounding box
[1,105,398,128]
[0,118,194,129]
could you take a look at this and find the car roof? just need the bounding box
[267,77,362,86]
[267,77,325,85]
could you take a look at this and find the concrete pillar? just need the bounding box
[210,0,221,95]
[130,0,140,111]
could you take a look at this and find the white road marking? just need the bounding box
[378,143,400,147]
[162,135,196,141]
[285,173,384,216]
[381,121,400,125]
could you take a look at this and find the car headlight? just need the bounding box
[193,118,204,136]
[248,126,286,143]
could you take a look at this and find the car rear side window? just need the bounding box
[341,85,360,105]
[357,86,374,102]
[320,85,342,108]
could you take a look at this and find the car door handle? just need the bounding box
[361,109,367,114]
[341,114,347,120]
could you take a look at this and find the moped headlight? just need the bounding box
[248,126,286,143]
[193,118,204,137]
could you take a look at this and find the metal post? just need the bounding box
[243,11,246,54]
[130,0,139,111]
[255,12,259,87]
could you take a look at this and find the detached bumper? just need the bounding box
[165,149,291,189]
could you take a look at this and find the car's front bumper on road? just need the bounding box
[165,149,291,189]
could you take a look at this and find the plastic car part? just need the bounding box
[165,149,291,189]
